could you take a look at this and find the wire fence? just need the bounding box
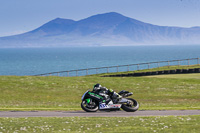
[33,57,200,77]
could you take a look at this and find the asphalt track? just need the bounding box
[0,110,199,117]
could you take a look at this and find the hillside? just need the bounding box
[0,73,199,111]
[1,12,200,47]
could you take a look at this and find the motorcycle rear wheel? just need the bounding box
[81,99,98,112]
[121,98,139,112]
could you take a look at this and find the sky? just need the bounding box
[0,0,200,37]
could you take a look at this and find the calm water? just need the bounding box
[0,45,200,76]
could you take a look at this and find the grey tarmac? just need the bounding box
[0,110,199,117]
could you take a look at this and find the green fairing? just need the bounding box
[86,98,90,103]
[88,92,103,99]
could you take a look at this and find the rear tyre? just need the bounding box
[121,98,139,112]
[81,99,98,112]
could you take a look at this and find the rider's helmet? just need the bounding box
[93,83,102,91]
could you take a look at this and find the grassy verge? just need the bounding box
[96,64,200,76]
[0,73,200,111]
[0,115,199,133]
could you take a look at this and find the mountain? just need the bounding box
[1,12,200,48]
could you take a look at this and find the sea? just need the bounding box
[0,45,200,76]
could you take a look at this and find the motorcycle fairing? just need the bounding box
[99,103,122,110]
[118,98,129,103]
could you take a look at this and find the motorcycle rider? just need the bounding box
[92,83,122,104]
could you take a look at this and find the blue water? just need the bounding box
[0,45,200,76]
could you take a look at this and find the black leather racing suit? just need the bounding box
[93,87,115,104]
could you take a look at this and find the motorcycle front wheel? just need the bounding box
[81,99,98,112]
[121,98,139,112]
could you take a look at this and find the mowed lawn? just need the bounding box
[0,115,199,133]
[0,73,200,111]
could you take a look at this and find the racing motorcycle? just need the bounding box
[81,90,139,112]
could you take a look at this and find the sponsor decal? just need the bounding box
[109,104,121,108]
[99,104,122,109]
[99,104,109,109]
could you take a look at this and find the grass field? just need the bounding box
[146,73,200,79]
[0,73,200,111]
[0,70,200,133]
[0,115,199,132]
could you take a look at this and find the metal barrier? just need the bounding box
[33,57,200,77]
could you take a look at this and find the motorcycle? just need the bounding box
[81,90,139,112]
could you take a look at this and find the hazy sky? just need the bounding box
[0,0,200,37]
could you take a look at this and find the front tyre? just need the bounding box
[81,99,98,112]
[121,98,139,112]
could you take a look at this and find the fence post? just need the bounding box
[148,63,150,69]
[117,66,119,72]
[67,71,69,77]
[107,67,109,73]
[96,68,98,74]
[157,62,160,68]
[137,64,140,70]
[168,61,170,68]
[178,60,180,67]
[128,65,129,72]
[86,69,88,75]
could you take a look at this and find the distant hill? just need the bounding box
[1,12,200,48]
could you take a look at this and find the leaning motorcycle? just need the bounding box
[81,90,139,112]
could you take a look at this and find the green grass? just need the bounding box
[0,73,200,111]
[146,73,200,79]
[0,115,199,133]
